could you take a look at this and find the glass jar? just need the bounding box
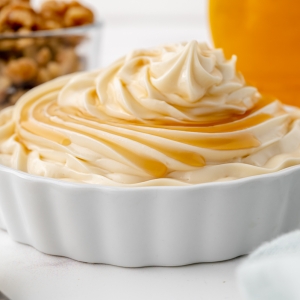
[0,22,102,108]
[209,0,300,106]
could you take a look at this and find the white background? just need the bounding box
[33,0,206,18]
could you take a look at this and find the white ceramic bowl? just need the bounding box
[0,163,300,267]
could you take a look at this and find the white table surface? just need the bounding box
[0,17,246,300]
[0,230,245,300]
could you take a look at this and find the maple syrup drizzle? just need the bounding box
[17,93,281,176]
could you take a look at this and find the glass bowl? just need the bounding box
[0,22,102,108]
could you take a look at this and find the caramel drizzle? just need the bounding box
[17,93,279,177]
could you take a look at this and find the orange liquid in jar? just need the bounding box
[209,0,300,107]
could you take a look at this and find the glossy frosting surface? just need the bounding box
[1,41,300,186]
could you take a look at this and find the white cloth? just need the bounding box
[237,230,300,300]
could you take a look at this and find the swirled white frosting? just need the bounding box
[1,40,300,186]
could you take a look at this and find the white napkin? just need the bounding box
[237,230,300,300]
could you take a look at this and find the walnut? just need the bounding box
[40,1,94,29]
[8,9,34,28]
[41,0,68,17]
[15,29,35,50]
[0,0,10,11]
[36,47,52,66]
[5,57,38,85]
[35,67,51,84]
[64,5,94,27]
[47,61,61,78]
[0,2,38,32]
[55,47,79,74]
[39,0,67,29]
[34,37,47,48]
[68,1,82,8]
[47,36,60,50]
[22,44,38,58]
[16,38,35,50]
[62,34,84,47]
[0,38,15,51]
[17,27,31,34]
[42,19,62,30]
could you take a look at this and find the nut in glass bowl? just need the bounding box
[0,22,102,109]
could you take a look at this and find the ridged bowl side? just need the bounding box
[0,164,300,267]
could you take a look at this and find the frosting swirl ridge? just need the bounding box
[0,41,300,186]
